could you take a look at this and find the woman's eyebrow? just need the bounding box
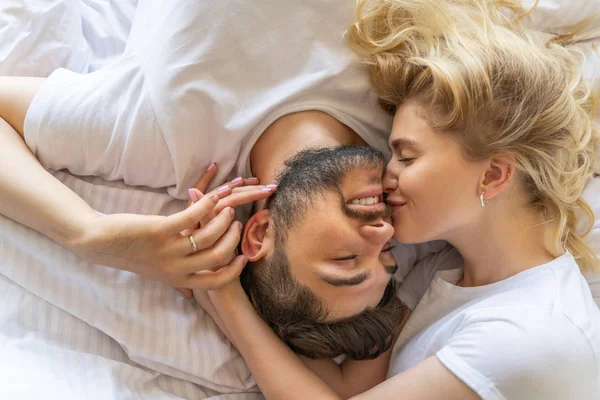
[319,271,370,287]
[389,137,418,151]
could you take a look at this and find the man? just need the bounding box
[0,0,405,351]
[0,0,427,397]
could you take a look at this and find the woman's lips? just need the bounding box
[387,200,406,209]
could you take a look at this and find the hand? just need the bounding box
[176,164,276,297]
[74,192,237,289]
[72,173,274,291]
[183,163,273,233]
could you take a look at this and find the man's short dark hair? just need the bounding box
[240,146,406,360]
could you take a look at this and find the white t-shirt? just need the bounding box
[390,250,600,399]
[23,0,392,203]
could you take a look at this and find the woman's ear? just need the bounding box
[241,209,275,261]
[480,155,515,200]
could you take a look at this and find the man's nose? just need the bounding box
[359,219,394,244]
[383,165,399,195]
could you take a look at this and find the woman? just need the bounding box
[202,0,600,398]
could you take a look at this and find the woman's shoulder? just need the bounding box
[448,254,600,356]
[463,253,593,308]
[454,269,600,372]
[436,304,600,398]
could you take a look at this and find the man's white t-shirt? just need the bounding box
[23,0,392,203]
[392,249,600,399]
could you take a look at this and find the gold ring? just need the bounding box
[188,235,198,253]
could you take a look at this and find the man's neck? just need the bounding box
[250,111,366,184]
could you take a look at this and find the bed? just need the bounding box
[0,1,598,398]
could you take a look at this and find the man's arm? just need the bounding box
[0,111,273,289]
[0,76,44,135]
[0,114,96,248]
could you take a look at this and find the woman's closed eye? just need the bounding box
[334,254,357,262]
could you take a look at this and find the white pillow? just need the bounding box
[522,0,600,40]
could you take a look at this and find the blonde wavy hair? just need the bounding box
[347,0,599,271]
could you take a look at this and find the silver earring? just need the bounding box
[480,192,487,208]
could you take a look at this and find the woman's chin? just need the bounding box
[392,229,430,244]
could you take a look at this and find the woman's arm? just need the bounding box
[298,352,391,399]
[298,308,411,398]
[209,280,340,400]
[209,281,477,400]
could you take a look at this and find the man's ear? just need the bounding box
[480,155,515,200]
[241,209,275,262]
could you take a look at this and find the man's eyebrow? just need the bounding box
[389,138,417,151]
[319,272,370,287]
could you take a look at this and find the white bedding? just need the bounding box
[0,172,260,399]
[0,3,258,397]
[0,1,599,399]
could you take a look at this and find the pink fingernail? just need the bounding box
[188,189,199,202]
[266,184,278,188]
[218,185,230,192]
[231,177,242,184]
[261,187,273,192]
[207,163,216,172]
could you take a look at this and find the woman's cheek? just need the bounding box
[398,162,427,196]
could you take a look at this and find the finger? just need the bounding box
[228,176,245,190]
[199,180,259,226]
[181,188,202,235]
[176,287,194,299]
[175,207,236,255]
[184,255,248,290]
[164,193,220,235]
[197,184,234,227]
[230,185,267,194]
[213,186,275,214]
[198,210,217,228]
[194,163,218,194]
[179,221,243,274]
[216,176,259,192]
[186,188,204,209]
[243,177,259,186]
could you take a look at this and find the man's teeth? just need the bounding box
[350,196,380,205]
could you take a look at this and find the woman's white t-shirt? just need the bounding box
[391,250,600,399]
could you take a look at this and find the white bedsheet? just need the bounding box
[0,5,257,398]
[1,1,599,399]
[0,172,260,399]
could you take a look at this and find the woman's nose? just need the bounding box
[359,220,395,245]
[383,164,399,194]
